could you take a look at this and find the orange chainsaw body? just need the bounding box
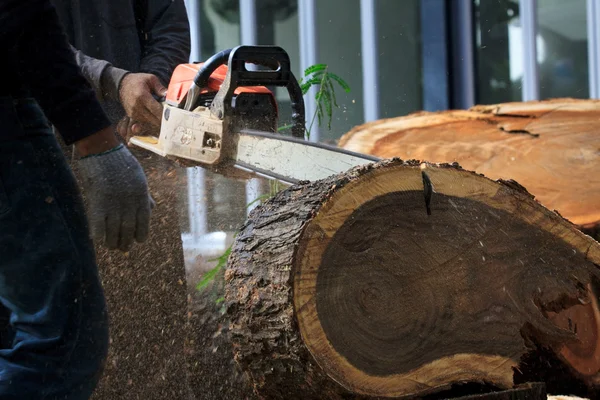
[165,63,276,108]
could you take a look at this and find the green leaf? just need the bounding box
[304,64,327,76]
[215,297,225,304]
[277,123,294,132]
[197,245,232,292]
[327,72,351,92]
[196,264,222,291]
[327,79,339,108]
[300,83,310,95]
[321,90,333,129]
[246,193,272,209]
[207,244,232,264]
[301,76,325,95]
[304,124,311,140]
[316,98,324,126]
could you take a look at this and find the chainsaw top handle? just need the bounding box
[189,48,232,97]
[187,45,305,139]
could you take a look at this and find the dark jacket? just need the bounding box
[51,0,191,122]
[0,0,111,145]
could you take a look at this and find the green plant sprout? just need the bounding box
[301,64,351,136]
[278,64,351,138]
[196,244,231,291]
[197,64,350,296]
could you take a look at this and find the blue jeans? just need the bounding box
[0,97,109,399]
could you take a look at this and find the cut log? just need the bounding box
[225,159,600,399]
[450,383,546,399]
[337,99,600,239]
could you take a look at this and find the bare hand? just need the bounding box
[119,73,166,127]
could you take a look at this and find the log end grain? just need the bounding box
[337,98,600,234]
[225,159,600,399]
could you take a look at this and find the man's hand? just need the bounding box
[117,115,157,145]
[75,127,154,251]
[119,73,166,127]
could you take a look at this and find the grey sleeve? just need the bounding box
[139,0,191,87]
[70,45,130,102]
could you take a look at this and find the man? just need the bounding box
[51,0,191,138]
[46,3,192,399]
[0,0,153,398]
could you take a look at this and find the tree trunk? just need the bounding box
[225,159,600,399]
[337,99,600,239]
[451,383,546,399]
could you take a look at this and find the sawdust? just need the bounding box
[185,268,257,400]
[61,140,193,400]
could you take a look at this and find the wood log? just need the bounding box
[450,383,546,399]
[225,159,600,399]
[337,99,600,239]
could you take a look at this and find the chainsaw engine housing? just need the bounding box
[165,63,278,133]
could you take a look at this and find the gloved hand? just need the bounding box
[78,144,154,251]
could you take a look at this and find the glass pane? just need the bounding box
[474,0,522,104]
[204,0,241,50]
[312,0,423,142]
[376,0,422,119]
[315,0,363,142]
[272,2,301,130]
[537,0,589,99]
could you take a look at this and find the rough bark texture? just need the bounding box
[60,141,192,400]
[225,159,600,399]
[337,98,600,239]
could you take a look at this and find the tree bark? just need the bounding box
[225,159,600,399]
[337,99,600,239]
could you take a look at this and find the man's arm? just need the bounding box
[1,0,154,250]
[69,44,167,129]
[68,1,191,105]
[117,0,191,135]
[139,0,191,86]
[1,0,111,145]
[70,45,130,104]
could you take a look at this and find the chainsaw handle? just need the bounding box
[211,45,306,138]
[191,49,232,90]
[182,49,232,111]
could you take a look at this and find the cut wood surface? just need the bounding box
[548,396,590,400]
[449,383,546,399]
[225,159,600,399]
[448,383,546,399]
[337,99,600,236]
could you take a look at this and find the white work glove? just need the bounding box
[78,144,154,251]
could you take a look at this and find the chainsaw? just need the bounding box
[130,45,379,184]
